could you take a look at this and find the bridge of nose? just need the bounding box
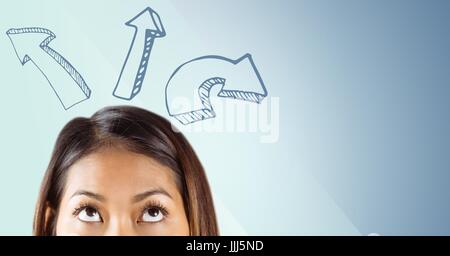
[104,214,139,236]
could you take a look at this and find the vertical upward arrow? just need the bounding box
[113,7,166,100]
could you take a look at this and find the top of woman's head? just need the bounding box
[34,105,218,236]
[55,106,182,177]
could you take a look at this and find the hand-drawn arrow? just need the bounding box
[165,54,267,125]
[6,27,91,110]
[113,7,166,100]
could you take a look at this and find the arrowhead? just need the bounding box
[6,27,54,65]
[126,7,166,38]
[219,54,267,102]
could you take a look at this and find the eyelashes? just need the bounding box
[138,201,169,223]
[72,203,103,223]
[72,201,169,224]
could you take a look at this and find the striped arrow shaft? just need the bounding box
[113,30,156,100]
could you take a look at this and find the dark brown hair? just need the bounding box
[33,105,218,236]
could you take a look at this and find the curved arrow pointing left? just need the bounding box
[6,27,91,110]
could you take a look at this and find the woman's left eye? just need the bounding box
[140,207,165,223]
[77,206,102,223]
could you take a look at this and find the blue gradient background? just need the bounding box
[0,0,449,235]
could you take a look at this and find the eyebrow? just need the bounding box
[70,188,173,203]
[132,188,173,203]
[71,190,106,202]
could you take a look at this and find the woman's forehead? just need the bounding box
[64,147,179,198]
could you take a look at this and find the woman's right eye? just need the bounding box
[77,206,102,223]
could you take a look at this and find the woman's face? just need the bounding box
[54,147,190,236]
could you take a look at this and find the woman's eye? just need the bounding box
[77,207,102,223]
[140,207,164,223]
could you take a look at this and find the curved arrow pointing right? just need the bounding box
[165,54,267,125]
